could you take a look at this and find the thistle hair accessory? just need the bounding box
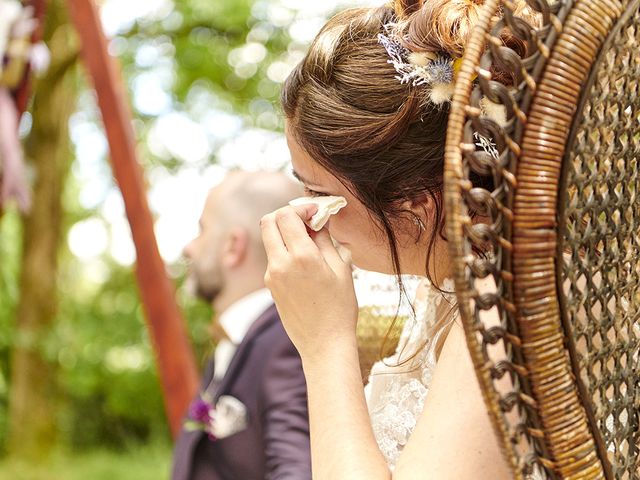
[377,30,453,92]
[377,28,502,159]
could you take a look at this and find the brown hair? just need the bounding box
[282,0,535,358]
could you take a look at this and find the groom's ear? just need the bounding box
[221,226,249,269]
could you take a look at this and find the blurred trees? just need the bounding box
[7,0,79,458]
[0,0,350,462]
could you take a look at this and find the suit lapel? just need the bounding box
[174,306,278,480]
[173,354,216,480]
[213,304,278,400]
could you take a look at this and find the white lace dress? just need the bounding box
[364,278,456,469]
[364,278,549,480]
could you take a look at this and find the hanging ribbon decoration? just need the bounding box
[0,0,49,213]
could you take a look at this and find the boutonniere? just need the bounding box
[184,394,217,440]
[184,394,248,440]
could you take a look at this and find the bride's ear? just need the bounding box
[404,191,431,211]
[400,192,433,229]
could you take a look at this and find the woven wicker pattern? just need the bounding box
[510,0,625,474]
[444,0,639,477]
[559,6,640,478]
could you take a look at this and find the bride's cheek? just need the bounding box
[331,210,355,241]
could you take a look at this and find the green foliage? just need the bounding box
[0,211,23,454]
[50,241,212,448]
[0,442,172,480]
[53,260,165,447]
[121,0,289,114]
[1,0,343,464]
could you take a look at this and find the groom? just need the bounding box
[171,170,311,480]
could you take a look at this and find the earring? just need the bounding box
[413,216,426,232]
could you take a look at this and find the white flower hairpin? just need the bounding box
[473,131,500,161]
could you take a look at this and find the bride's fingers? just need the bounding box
[289,203,318,222]
[312,228,345,268]
[260,212,288,263]
[275,205,319,255]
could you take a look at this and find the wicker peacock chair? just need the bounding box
[444,0,640,478]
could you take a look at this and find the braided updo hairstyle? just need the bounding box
[282,0,536,290]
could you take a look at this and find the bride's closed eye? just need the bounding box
[304,186,328,197]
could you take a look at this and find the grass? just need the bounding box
[0,442,173,480]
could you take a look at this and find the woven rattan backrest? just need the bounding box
[443,0,640,478]
[559,5,640,476]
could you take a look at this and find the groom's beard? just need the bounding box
[185,267,223,304]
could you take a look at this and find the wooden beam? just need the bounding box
[66,0,199,438]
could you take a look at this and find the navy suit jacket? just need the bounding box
[171,305,312,480]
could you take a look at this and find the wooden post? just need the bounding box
[66,0,199,438]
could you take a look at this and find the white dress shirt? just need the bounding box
[213,288,274,382]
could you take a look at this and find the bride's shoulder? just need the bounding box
[393,315,512,479]
[412,277,456,313]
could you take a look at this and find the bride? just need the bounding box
[260,0,539,478]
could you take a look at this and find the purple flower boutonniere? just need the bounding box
[184,394,248,441]
[184,395,217,440]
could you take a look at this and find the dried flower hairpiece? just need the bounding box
[377,32,453,90]
[377,24,508,126]
[377,24,504,161]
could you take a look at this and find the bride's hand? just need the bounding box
[260,204,358,361]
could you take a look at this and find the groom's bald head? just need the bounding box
[184,170,302,303]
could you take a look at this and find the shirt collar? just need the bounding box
[218,288,274,345]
